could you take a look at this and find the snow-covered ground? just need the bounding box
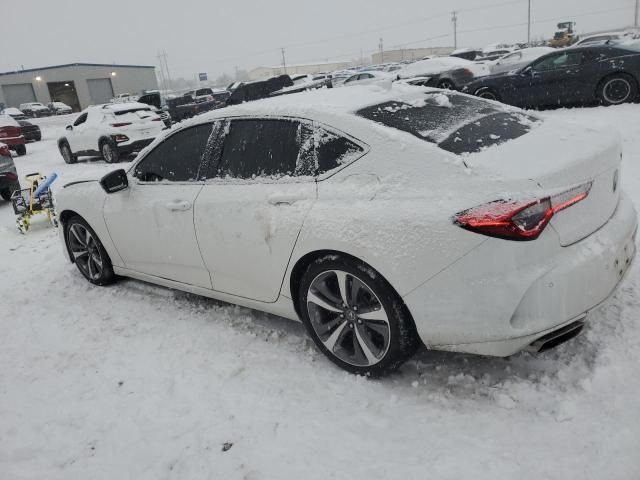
[1,106,640,479]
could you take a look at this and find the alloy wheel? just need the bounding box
[102,143,113,162]
[603,78,631,104]
[477,90,498,100]
[306,270,391,367]
[68,223,104,281]
[62,145,72,163]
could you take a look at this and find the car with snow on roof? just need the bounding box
[54,84,637,376]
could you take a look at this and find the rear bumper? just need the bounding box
[1,136,26,146]
[0,170,19,189]
[117,138,154,154]
[404,192,637,356]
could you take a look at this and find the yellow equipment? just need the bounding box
[10,172,58,234]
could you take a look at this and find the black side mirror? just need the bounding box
[521,66,533,76]
[100,169,128,193]
[66,125,73,131]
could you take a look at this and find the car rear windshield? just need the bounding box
[356,92,538,155]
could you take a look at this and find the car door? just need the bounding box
[525,51,588,105]
[103,123,216,288]
[66,111,89,152]
[193,117,319,303]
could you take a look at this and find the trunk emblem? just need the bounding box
[613,170,619,193]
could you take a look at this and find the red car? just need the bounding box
[0,114,26,156]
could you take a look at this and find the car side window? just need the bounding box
[532,52,583,72]
[214,119,315,179]
[501,52,521,64]
[73,113,88,126]
[134,123,214,182]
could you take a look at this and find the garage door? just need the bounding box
[87,78,114,105]
[2,83,36,108]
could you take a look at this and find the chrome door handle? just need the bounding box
[165,200,192,211]
[267,194,307,205]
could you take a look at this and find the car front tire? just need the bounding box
[298,255,420,377]
[475,87,501,101]
[59,141,77,164]
[64,215,116,286]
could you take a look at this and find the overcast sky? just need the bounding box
[2,0,636,79]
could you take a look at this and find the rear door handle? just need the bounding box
[267,194,307,206]
[165,200,192,211]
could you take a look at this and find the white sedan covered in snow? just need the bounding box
[55,85,637,376]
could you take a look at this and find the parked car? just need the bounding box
[19,102,50,118]
[0,114,26,156]
[0,107,27,120]
[18,120,42,142]
[137,92,172,127]
[55,85,636,376]
[572,32,629,47]
[342,71,394,88]
[226,75,294,105]
[397,56,489,90]
[47,101,73,115]
[0,142,20,201]
[488,47,555,75]
[466,44,640,108]
[57,102,163,164]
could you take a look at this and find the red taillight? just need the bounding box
[0,126,20,138]
[454,182,592,241]
[0,143,10,156]
[152,117,162,121]
[110,122,132,127]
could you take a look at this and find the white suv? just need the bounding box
[57,102,163,164]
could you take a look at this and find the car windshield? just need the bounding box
[356,92,538,154]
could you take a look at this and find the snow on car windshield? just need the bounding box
[356,92,539,154]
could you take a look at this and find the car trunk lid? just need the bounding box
[466,118,622,246]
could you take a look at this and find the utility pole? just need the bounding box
[451,11,458,50]
[635,0,639,28]
[281,48,287,74]
[157,50,172,90]
[379,37,384,63]
[527,0,531,44]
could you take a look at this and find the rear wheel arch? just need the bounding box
[288,249,413,322]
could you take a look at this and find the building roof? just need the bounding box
[0,62,155,77]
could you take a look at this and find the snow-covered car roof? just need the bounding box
[0,114,20,127]
[189,83,521,127]
[1,107,24,115]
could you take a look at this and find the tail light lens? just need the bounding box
[110,122,132,127]
[0,143,11,156]
[152,117,162,121]
[454,182,592,241]
[0,126,20,138]
[114,134,129,143]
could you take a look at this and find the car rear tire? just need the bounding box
[64,215,116,286]
[100,139,120,164]
[59,141,77,164]
[298,255,420,377]
[0,182,19,201]
[437,79,456,90]
[597,74,638,106]
[15,145,26,156]
[475,87,501,102]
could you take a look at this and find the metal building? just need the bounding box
[0,63,158,112]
